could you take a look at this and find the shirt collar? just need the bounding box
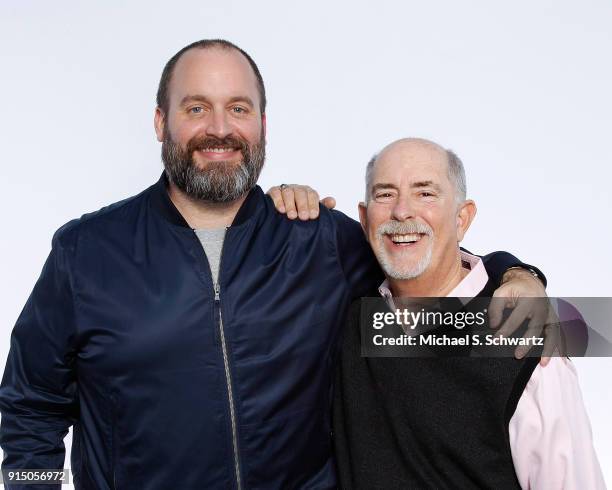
[378,250,489,300]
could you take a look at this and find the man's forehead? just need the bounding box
[169,47,259,101]
[373,142,448,183]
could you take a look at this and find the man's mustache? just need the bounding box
[377,220,433,236]
[186,135,247,154]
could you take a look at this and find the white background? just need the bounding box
[1,0,610,486]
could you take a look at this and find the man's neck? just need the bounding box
[389,249,469,298]
[167,181,247,229]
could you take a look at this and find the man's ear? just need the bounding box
[358,202,369,241]
[154,107,165,142]
[456,199,477,242]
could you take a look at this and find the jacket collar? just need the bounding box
[150,171,265,228]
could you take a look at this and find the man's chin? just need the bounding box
[376,252,430,281]
[389,266,425,280]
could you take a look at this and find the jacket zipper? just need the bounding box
[215,281,243,490]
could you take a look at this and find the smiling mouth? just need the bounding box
[200,146,240,153]
[387,233,426,246]
[194,146,243,161]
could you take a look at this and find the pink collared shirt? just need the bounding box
[379,251,606,489]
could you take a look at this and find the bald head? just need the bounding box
[365,138,466,204]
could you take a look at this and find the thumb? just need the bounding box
[320,196,336,209]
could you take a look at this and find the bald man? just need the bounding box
[332,139,604,489]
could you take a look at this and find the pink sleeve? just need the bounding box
[508,357,606,489]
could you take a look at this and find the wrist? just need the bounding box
[503,266,545,288]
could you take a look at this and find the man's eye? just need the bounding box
[375,193,394,199]
[420,192,434,198]
[232,106,246,114]
[189,106,203,114]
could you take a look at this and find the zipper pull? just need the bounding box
[214,282,220,302]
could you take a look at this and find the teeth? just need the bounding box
[390,233,422,243]
[202,147,235,153]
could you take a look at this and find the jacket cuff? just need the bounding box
[476,250,547,289]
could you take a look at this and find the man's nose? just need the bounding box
[205,110,231,139]
[391,198,415,221]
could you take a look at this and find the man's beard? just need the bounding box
[374,220,434,280]
[161,131,266,203]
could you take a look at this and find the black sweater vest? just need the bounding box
[332,280,539,489]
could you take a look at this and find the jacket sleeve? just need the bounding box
[0,225,79,488]
[476,250,547,288]
[329,209,384,299]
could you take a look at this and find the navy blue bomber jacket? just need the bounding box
[0,174,542,489]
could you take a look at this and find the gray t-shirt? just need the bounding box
[194,227,227,286]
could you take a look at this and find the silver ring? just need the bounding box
[280,183,289,190]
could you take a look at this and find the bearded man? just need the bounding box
[0,40,547,490]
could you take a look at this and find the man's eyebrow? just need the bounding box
[179,94,255,107]
[411,180,442,191]
[227,95,254,107]
[371,183,399,193]
[179,94,211,107]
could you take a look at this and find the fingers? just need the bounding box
[306,187,321,219]
[514,316,544,359]
[495,297,556,362]
[268,184,327,221]
[540,328,558,366]
[541,332,556,362]
[494,298,534,339]
[267,186,286,213]
[540,305,565,365]
[488,291,515,328]
[320,196,336,210]
[281,186,298,219]
[292,186,311,220]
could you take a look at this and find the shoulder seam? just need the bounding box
[53,185,152,240]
